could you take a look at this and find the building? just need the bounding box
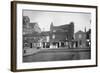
[74,28,91,48]
[75,30,86,48]
[49,22,74,48]
[28,22,75,49]
[23,16,41,49]
[40,31,50,48]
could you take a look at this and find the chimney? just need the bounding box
[50,22,53,31]
[85,27,86,32]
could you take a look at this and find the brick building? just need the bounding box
[74,29,91,48]
[49,22,74,48]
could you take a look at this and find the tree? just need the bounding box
[23,16,30,28]
[86,29,91,39]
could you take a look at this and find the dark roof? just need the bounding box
[75,30,86,34]
[29,23,37,28]
[53,24,68,30]
[23,31,50,37]
[40,31,50,36]
[52,23,74,31]
[23,32,41,37]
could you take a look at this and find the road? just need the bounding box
[23,48,91,62]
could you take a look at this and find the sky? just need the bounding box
[23,10,91,33]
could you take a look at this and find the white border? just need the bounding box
[17,3,96,69]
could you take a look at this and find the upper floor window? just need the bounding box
[79,34,82,39]
[52,34,55,39]
[53,30,56,32]
[66,35,68,40]
[46,36,49,42]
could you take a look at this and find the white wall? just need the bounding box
[0,0,99,73]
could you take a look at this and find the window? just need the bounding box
[53,30,56,32]
[52,34,55,39]
[79,34,82,39]
[46,36,49,42]
[79,40,82,45]
[66,35,68,40]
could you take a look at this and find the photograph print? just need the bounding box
[23,10,91,62]
[11,1,97,72]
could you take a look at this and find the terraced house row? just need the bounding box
[23,16,91,50]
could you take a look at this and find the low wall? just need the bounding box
[38,48,91,60]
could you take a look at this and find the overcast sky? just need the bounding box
[23,10,91,33]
